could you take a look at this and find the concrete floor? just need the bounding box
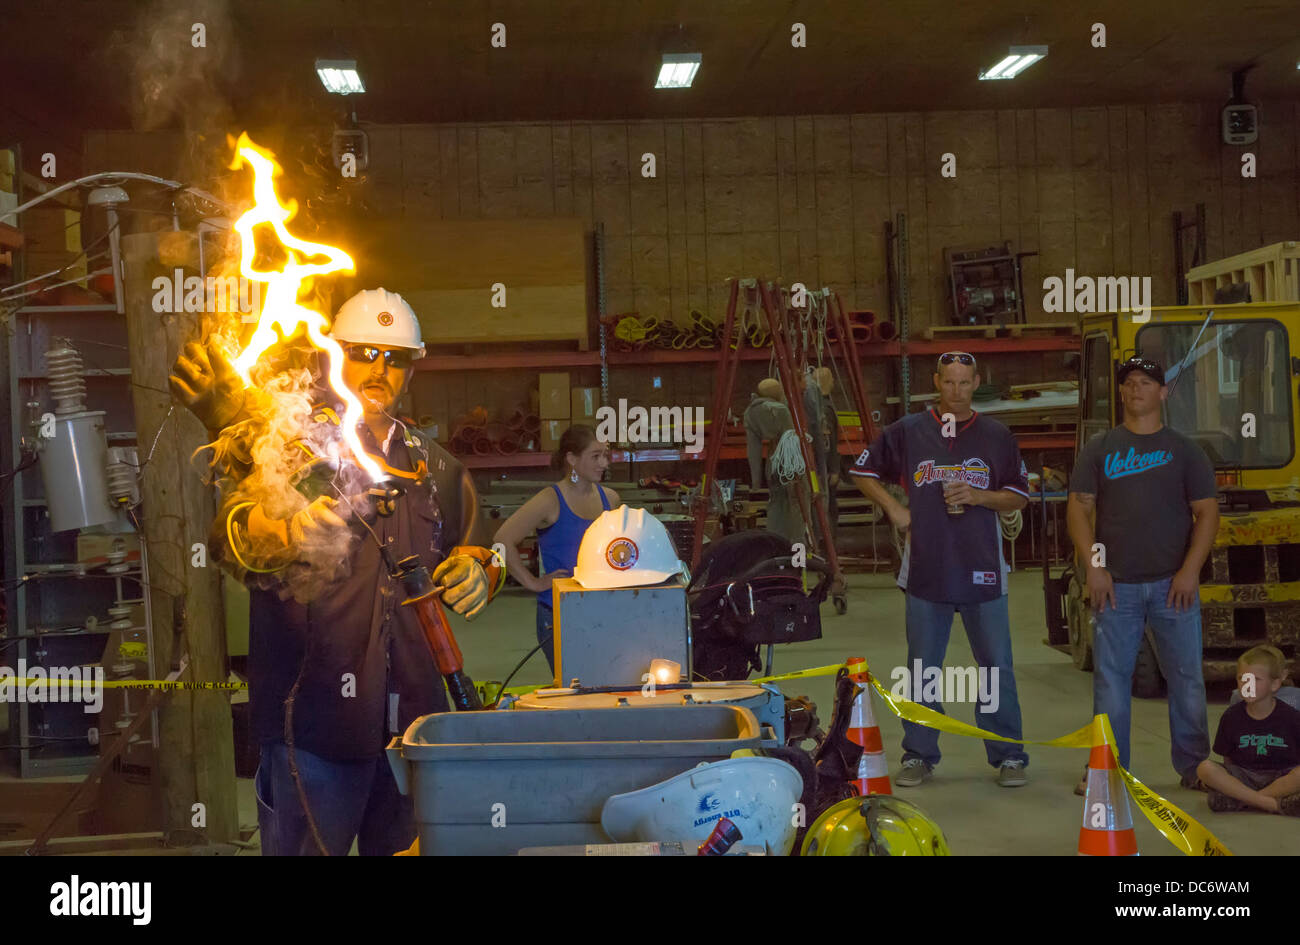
[404,567,1294,856]
[11,564,1291,855]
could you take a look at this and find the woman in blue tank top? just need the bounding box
[494,425,619,673]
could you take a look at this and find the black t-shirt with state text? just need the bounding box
[848,408,1029,604]
[1212,699,1300,772]
[1069,425,1217,583]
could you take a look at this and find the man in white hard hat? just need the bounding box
[170,288,504,856]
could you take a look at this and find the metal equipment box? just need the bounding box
[551,577,690,689]
[386,704,763,855]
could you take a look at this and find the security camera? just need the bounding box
[1222,67,1259,146]
[1222,104,1257,146]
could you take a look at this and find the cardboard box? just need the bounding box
[538,372,570,419]
[571,387,600,424]
[540,419,565,453]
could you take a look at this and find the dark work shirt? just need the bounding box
[242,421,477,761]
[1069,425,1216,583]
[1213,700,1300,772]
[848,408,1029,603]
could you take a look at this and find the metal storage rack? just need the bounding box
[1,175,157,777]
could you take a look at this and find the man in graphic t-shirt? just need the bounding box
[851,352,1031,788]
[1067,355,1219,792]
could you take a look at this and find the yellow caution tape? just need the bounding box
[748,659,1231,855]
[118,642,148,660]
[850,664,1230,856]
[1116,753,1232,857]
[4,677,245,691]
[752,663,847,685]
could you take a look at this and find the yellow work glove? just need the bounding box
[169,337,250,433]
[432,554,489,620]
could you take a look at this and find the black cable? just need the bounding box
[0,449,38,484]
[272,475,385,858]
[283,660,330,856]
[493,636,550,704]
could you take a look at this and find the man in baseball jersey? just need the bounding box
[851,352,1031,787]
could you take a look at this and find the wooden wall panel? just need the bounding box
[87,99,1300,423]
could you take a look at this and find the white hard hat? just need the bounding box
[330,288,425,356]
[573,506,682,589]
[601,756,804,855]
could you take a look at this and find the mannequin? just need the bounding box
[743,378,805,542]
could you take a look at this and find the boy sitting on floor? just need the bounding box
[1196,645,1300,815]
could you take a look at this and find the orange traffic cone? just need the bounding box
[1078,714,1138,856]
[845,657,892,796]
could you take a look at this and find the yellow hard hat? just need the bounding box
[801,795,951,856]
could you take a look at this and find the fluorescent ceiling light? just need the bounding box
[656,53,701,89]
[316,59,365,95]
[979,45,1048,81]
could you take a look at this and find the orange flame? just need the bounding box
[227,133,386,483]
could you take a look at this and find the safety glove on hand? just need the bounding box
[432,555,489,619]
[169,337,251,433]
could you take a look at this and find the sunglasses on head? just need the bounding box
[345,345,414,371]
[938,351,976,367]
[1119,356,1162,380]
[1120,356,1160,372]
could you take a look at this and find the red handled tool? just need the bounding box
[395,554,483,711]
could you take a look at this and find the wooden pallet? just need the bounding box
[921,321,1078,340]
[1186,241,1300,304]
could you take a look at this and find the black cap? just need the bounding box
[1117,356,1165,386]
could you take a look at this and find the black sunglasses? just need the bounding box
[1120,356,1161,373]
[938,351,976,367]
[345,345,414,371]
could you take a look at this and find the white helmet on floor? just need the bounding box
[601,756,804,855]
[331,288,425,356]
[574,506,682,589]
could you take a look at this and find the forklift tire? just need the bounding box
[1132,633,1166,699]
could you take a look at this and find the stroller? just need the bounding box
[688,529,832,682]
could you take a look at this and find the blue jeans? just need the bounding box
[537,604,555,675]
[1093,577,1210,777]
[901,594,1029,769]
[255,742,414,856]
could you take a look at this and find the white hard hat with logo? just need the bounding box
[330,288,425,356]
[574,506,683,589]
[601,756,804,855]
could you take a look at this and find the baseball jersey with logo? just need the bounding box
[1069,426,1216,583]
[849,408,1029,603]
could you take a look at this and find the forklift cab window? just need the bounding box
[1136,320,1294,469]
[1081,333,1111,444]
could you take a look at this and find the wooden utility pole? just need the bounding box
[122,230,238,845]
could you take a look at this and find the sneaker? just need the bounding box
[1206,790,1246,813]
[895,758,933,787]
[998,760,1028,787]
[1179,771,1208,792]
[1279,793,1300,817]
[1074,767,1087,796]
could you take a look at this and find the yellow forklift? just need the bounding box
[1045,300,1300,696]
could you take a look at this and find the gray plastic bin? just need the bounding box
[386,704,762,856]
